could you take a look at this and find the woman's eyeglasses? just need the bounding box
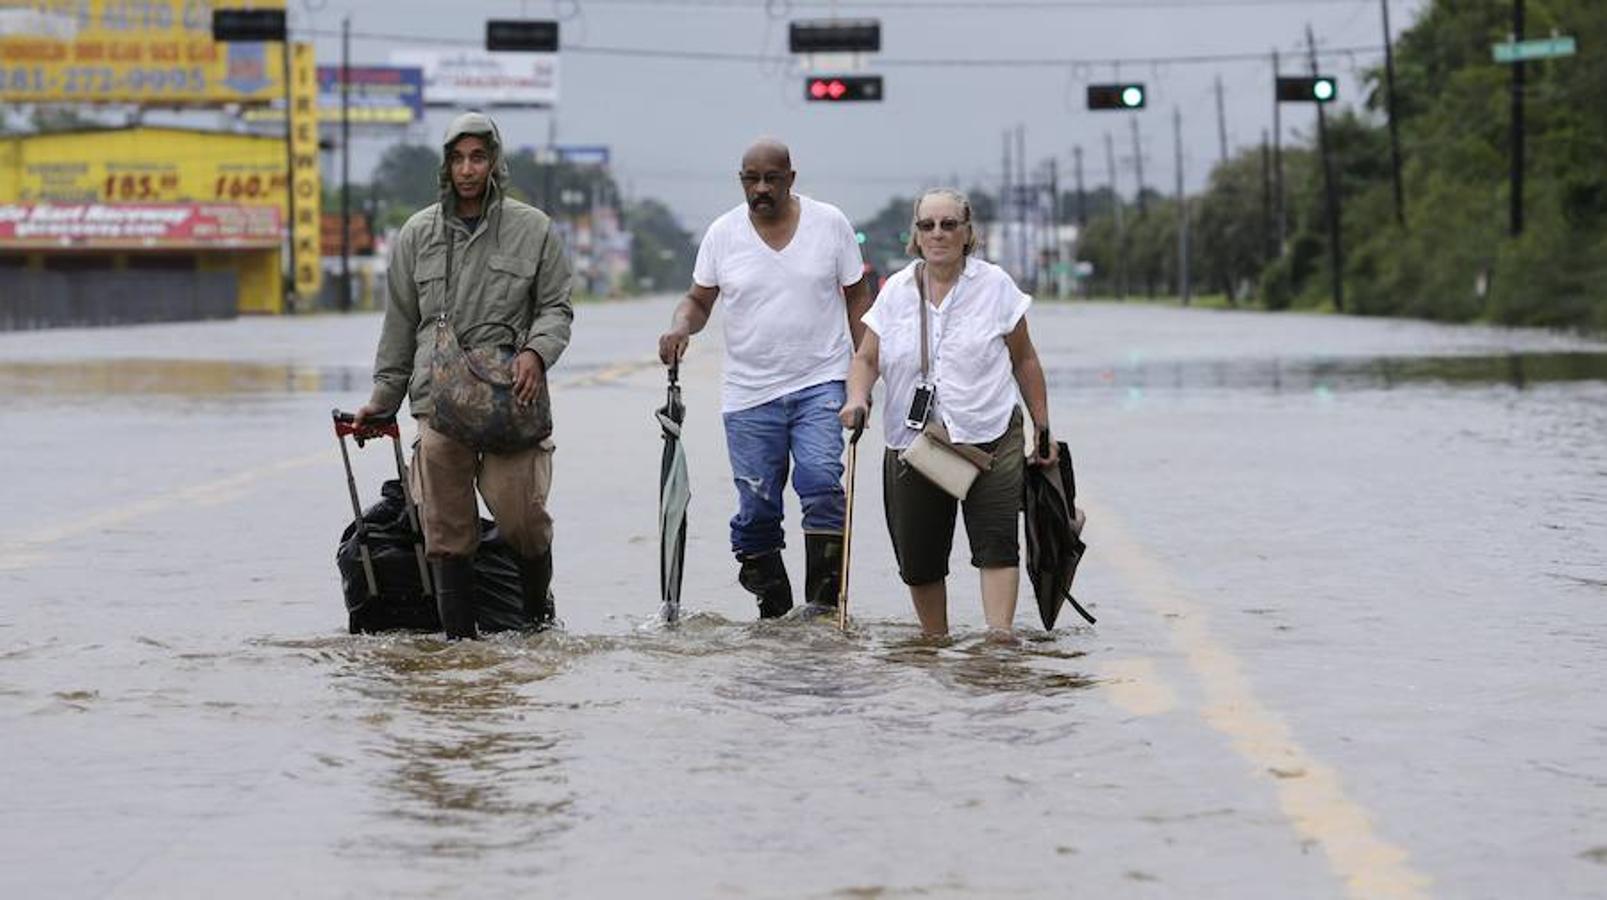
[915,217,966,233]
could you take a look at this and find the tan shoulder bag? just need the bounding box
[896,264,994,499]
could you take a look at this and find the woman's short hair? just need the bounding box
[906,188,979,258]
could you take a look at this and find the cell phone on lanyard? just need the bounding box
[905,382,935,430]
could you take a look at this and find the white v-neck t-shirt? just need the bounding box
[693,194,865,413]
[861,257,1032,449]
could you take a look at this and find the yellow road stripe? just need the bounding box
[1098,657,1179,717]
[0,451,327,571]
[1087,499,1432,898]
[557,356,663,388]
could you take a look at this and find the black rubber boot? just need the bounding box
[738,551,793,619]
[517,551,558,632]
[801,532,844,617]
[432,556,478,640]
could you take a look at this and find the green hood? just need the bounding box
[438,111,511,212]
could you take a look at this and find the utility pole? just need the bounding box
[280,29,296,312]
[1048,156,1060,296]
[1272,48,1285,249]
[1380,0,1406,227]
[1130,114,1147,216]
[1214,74,1229,164]
[1260,129,1274,263]
[1073,144,1087,228]
[1105,131,1126,300]
[1001,130,1012,272]
[339,15,352,312]
[1174,106,1191,305]
[1016,124,1029,284]
[1308,25,1344,312]
[1509,0,1525,236]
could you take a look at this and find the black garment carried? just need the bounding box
[1022,442,1095,628]
[336,480,534,634]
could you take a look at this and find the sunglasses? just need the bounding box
[915,217,967,233]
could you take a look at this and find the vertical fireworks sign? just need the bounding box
[288,41,322,298]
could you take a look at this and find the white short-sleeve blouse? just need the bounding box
[860,256,1032,450]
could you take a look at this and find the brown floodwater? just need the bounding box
[2,300,1604,898]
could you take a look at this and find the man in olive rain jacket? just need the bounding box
[355,111,574,639]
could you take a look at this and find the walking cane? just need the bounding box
[837,413,865,632]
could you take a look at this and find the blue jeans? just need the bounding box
[722,381,847,557]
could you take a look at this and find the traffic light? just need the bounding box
[1086,83,1146,110]
[212,9,286,42]
[805,76,883,103]
[790,19,881,53]
[1276,76,1337,103]
[486,19,560,52]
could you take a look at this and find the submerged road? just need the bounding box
[1,297,1604,898]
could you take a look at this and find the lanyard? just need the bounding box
[916,262,953,381]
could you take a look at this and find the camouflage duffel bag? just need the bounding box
[430,318,552,453]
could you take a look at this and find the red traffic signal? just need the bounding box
[805,76,883,103]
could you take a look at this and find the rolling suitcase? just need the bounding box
[332,410,539,635]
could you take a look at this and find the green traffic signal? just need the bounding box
[1087,83,1146,110]
[1276,75,1337,104]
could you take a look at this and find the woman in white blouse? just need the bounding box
[840,188,1057,638]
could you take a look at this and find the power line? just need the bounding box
[565,0,1375,10]
[298,26,1381,70]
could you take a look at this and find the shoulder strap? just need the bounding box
[915,262,930,379]
[442,223,454,322]
[437,213,519,347]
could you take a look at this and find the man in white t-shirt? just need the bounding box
[657,139,871,619]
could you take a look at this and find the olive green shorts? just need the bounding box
[881,408,1024,586]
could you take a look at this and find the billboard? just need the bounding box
[242,65,424,125]
[557,144,610,166]
[1,127,287,210]
[0,0,288,105]
[391,49,558,107]
[0,202,282,249]
[317,64,423,122]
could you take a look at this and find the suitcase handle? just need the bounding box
[331,408,431,604]
[333,409,399,446]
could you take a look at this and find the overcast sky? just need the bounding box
[290,0,1430,230]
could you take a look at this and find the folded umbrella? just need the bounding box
[657,362,690,624]
[1023,439,1095,628]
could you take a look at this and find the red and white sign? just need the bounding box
[0,203,282,249]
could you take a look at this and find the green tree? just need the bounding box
[1195,148,1272,302]
[369,143,440,228]
[625,198,695,294]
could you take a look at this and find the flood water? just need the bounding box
[2,299,1604,898]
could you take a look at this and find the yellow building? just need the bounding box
[0,126,294,320]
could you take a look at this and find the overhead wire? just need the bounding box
[544,0,1391,10]
[297,25,1381,70]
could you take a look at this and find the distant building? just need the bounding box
[1,126,295,329]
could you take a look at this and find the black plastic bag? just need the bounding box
[337,480,532,634]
